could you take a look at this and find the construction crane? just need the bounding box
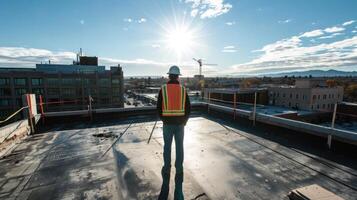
[192,58,217,79]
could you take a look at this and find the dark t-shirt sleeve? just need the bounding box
[157,89,163,119]
[184,92,191,124]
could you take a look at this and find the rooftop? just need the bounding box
[1,113,356,199]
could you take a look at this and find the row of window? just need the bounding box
[0,87,121,96]
[0,78,120,86]
[311,103,335,110]
[279,101,336,110]
[312,94,340,100]
[0,99,22,106]
[271,92,341,100]
[0,97,122,107]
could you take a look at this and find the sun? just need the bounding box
[164,25,195,57]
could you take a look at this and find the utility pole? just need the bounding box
[253,92,257,126]
[328,103,337,149]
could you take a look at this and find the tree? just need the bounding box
[345,84,357,102]
[326,79,337,87]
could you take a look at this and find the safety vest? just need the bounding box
[162,84,186,116]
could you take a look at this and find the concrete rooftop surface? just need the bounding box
[0,116,356,200]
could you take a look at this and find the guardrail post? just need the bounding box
[252,92,257,126]
[88,95,93,121]
[328,103,337,149]
[24,94,36,134]
[39,95,45,124]
[208,92,211,114]
[233,93,236,120]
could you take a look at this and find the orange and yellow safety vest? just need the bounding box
[162,84,186,116]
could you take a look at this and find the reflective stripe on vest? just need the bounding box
[162,84,186,116]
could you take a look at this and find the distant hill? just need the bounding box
[263,69,357,77]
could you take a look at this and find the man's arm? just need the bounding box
[157,89,163,120]
[184,92,191,124]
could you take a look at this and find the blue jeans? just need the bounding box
[159,124,185,200]
[162,124,184,173]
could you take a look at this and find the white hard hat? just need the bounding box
[167,65,181,75]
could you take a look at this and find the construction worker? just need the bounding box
[157,65,190,200]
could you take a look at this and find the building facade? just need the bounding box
[0,57,124,119]
[268,79,343,111]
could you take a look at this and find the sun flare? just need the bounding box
[164,26,195,56]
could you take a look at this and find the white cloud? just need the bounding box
[278,19,292,24]
[123,18,132,23]
[223,46,235,49]
[352,30,357,33]
[229,32,357,74]
[137,18,147,23]
[319,32,344,39]
[185,0,232,19]
[324,26,344,33]
[342,20,355,26]
[299,29,324,38]
[80,20,84,25]
[0,47,76,66]
[222,45,237,53]
[225,21,235,26]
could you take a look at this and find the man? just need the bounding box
[157,65,190,200]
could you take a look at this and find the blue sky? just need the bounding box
[0,0,357,76]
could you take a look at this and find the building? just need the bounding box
[268,79,343,111]
[0,56,124,119]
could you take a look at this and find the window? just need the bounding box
[112,78,120,85]
[62,88,76,96]
[282,93,286,98]
[99,78,110,86]
[313,95,316,100]
[0,78,10,85]
[0,88,11,96]
[322,104,325,109]
[277,93,279,97]
[318,95,320,100]
[31,78,43,86]
[0,99,11,106]
[14,78,26,86]
[15,88,27,95]
[289,102,291,107]
[62,78,77,85]
[296,94,299,99]
[48,88,60,95]
[317,104,320,109]
[47,78,59,86]
[290,93,292,98]
[311,105,314,110]
[323,95,326,99]
[112,87,121,96]
[83,78,96,85]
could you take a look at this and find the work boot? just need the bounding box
[174,172,184,200]
[158,167,171,200]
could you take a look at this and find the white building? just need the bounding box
[268,79,343,111]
